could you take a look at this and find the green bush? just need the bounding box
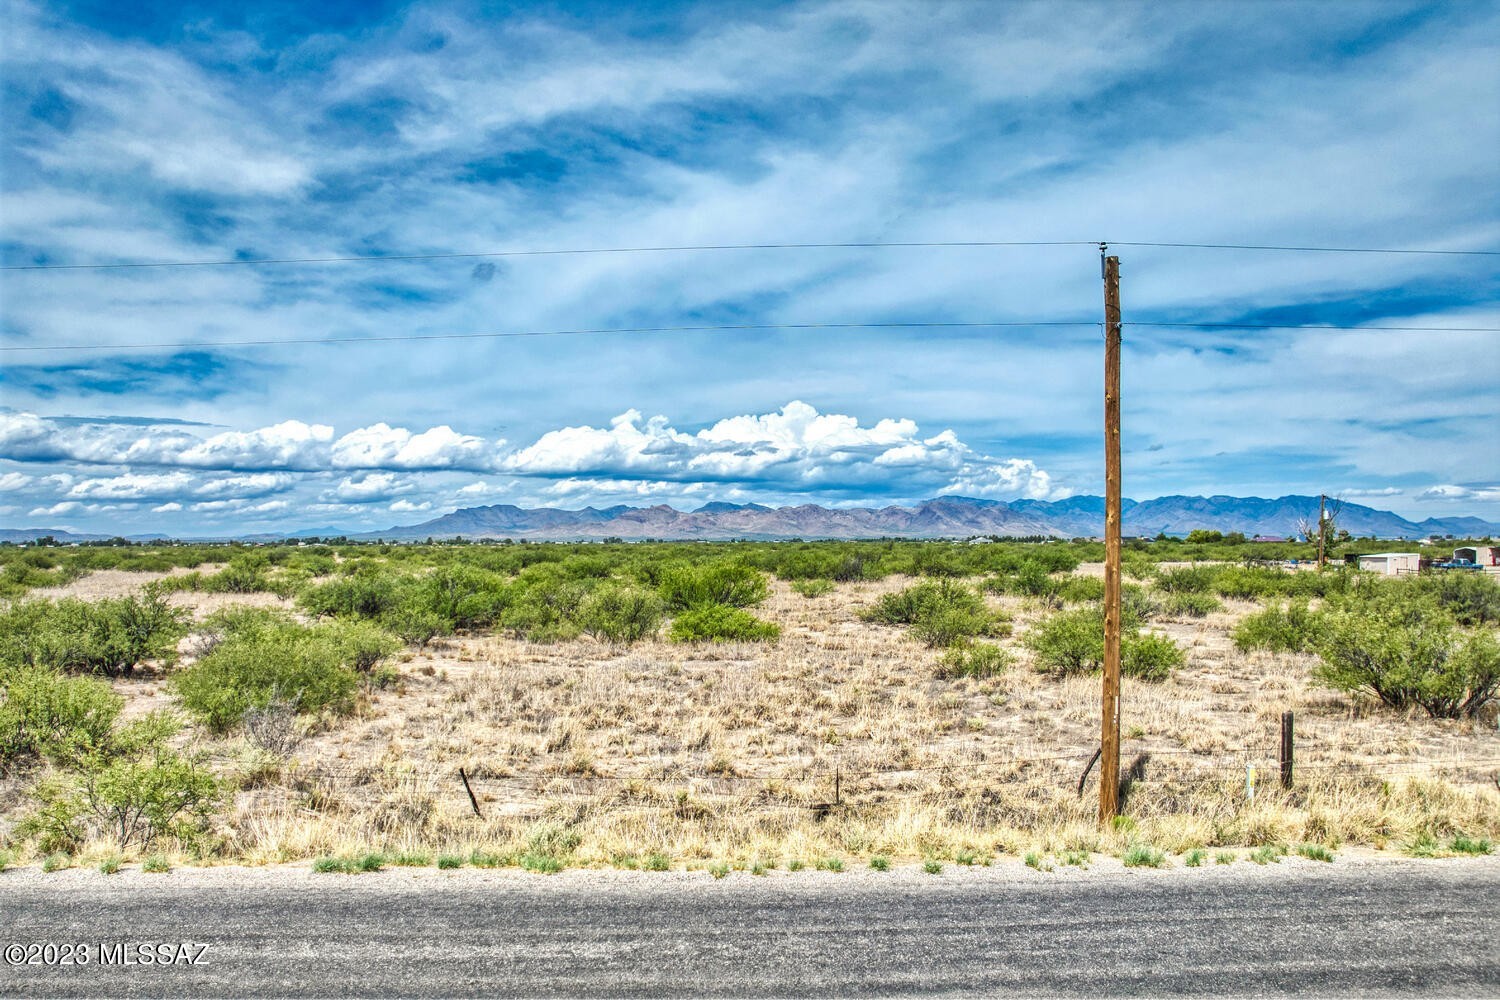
[1025,608,1105,674]
[668,604,780,643]
[1155,565,1219,594]
[1314,608,1499,718]
[0,667,123,771]
[173,610,393,731]
[1056,576,1106,604]
[1418,573,1500,627]
[576,584,666,643]
[791,579,835,598]
[1231,600,1318,654]
[0,592,187,677]
[658,563,769,611]
[21,713,218,851]
[1165,593,1223,618]
[1213,566,1293,600]
[936,642,1012,679]
[1025,606,1178,681]
[1123,632,1186,681]
[863,580,1003,648]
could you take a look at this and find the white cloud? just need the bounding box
[330,423,500,471]
[28,501,85,517]
[327,472,418,504]
[389,499,432,513]
[503,400,1059,499]
[1420,484,1500,503]
[152,502,183,512]
[177,421,335,470]
[0,413,501,473]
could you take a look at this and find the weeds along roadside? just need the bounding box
[0,537,1497,871]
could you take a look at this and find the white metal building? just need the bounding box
[1454,546,1500,567]
[1357,552,1421,575]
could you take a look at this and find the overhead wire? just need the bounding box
[3,238,1496,272]
[3,320,1498,355]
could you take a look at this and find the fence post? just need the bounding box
[459,767,483,819]
[834,761,841,807]
[1280,711,1294,789]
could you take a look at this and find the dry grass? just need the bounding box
[7,573,1498,869]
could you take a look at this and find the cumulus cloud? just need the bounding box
[0,413,503,473]
[502,401,1062,499]
[389,499,433,513]
[1419,484,1500,503]
[330,423,500,471]
[326,472,418,504]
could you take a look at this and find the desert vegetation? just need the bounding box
[0,535,1496,874]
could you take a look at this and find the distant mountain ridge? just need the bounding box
[5,495,1495,544]
[355,493,1496,542]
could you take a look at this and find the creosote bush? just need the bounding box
[1314,607,1499,719]
[0,591,187,677]
[173,609,399,732]
[668,604,780,643]
[936,642,1012,679]
[863,580,1007,649]
[0,667,123,771]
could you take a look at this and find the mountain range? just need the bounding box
[5,494,1495,545]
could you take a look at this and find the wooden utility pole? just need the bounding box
[1317,493,1327,569]
[1100,249,1123,824]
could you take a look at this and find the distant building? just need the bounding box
[1454,546,1500,567]
[1357,552,1421,576]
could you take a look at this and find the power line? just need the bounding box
[1128,322,1500,333]
[4,319,1497,354]
[0,240,1099,272]
[4,238,1496,272]
[1111,241,1500,257]
[0,320,1102,353]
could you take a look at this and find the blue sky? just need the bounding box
[1,0,1497,535]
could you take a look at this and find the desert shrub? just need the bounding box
[936,642,1012,679]
[1165,593,1223,618]
[1057,575,1106,604]
[1231,600,1318,653]
[505,577,593,642]
[1314,608,1499,718]
[298,572,401,620]
[1121,583,1164,622]
[1155,565,1219,594]
[1417,573,1500,627]
[0,558,86,598]
[658,563,769,611]
[379,604,446,649]
[863,580,1002,648]
[200,556,272,593]
[0,592,187,677]
[1213,566,1293,600]
[173,610,390,731]
[21,713,218,851]
[576,584,666,643]
[668,604,780,643]
[1026,606,1176,680]
[0,667,123,770]
[1123,632,1186,681]
[408,565,513,629]
[791,579,835,598]
[1025,608,1105,674]
[1011,561,1060,598]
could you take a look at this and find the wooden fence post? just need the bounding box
[459,767,483,818]
[1280,712,1295,789]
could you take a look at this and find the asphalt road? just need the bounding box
[3,857,1497,997]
